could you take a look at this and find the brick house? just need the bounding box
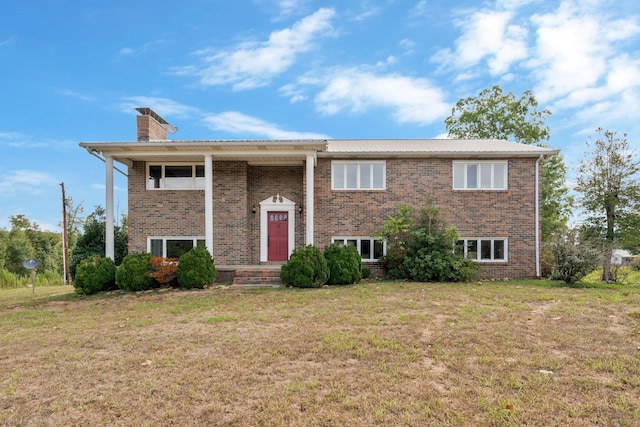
[80,108,555,281]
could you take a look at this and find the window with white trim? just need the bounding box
[149,237,205,258]
[332,161,386,190]
[332,237,386,261]
[455,238,507,262]
[147,164,205,190]
[453,161,507,190]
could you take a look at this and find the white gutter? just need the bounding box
[535,155,543,277]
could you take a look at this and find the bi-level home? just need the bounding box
[80,108,555,281]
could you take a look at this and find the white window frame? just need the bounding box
[146,163,206,190]
[456,238,508,262]
[453,161,508,190]
[148,237,206,258]
[331,161,386,190]
[331,236,386,261]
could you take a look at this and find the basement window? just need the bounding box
[149,237,206,258]
[331,237,386,261]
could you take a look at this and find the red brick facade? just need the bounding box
[128,156,541,279]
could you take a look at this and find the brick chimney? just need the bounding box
[135,107,170,142]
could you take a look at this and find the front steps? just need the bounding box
[230,267,283,289]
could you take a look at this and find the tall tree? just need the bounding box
[575,128,640,282]
[445,85,570,242]
[445,85,551,144]
[69,206,128,279]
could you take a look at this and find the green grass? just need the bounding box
[1,280,639,426]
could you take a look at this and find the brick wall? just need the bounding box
[313,157,541,279]
[128,156,541,279]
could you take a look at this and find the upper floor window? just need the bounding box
[332,161,386,190]
[147,164,205,190]
[453,161,507,190]
[332,237,386,261]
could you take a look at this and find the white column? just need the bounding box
[105,155,115,260]
[204,154,214,256]
[305,154,314,245]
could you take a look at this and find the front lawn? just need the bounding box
[1,280,638,426]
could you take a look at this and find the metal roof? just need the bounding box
[79,138,556,166]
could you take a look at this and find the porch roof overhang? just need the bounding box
[78,140,328,167]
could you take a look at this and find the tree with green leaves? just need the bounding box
[445,85,570,242]
[69,206,128,279]
[575,128,640,282]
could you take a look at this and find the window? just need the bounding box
[332,237,386,261]
[453,162,507,190]
[147,164,205,190]
[332,161,386,190]
[456,238,507,262]
[149,237,205,258]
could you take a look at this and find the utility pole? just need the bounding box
[60,182,70,285]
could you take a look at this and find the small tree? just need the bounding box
[548,230,601,284]
[575,128,640,282]
[377,197,476,282]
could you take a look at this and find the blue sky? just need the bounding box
[1,0,639,231]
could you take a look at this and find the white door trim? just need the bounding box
[259,194,296,262]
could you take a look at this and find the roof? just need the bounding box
[79,138,556,166]
[325,139,556,157]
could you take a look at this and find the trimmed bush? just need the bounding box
[176,247,217,289]
[361,266,371,279]
[280,245,329,288]
[116,252,155,292]
[324,243,362,285]
[74,256,116,295]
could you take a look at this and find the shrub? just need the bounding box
[116,252,155,292]
[361,266,371,279]
[176,247,217,289]
[149,257,178,287]
[376,198,476,282]
[280,245,329,288]
[324,243,362,285]
[74,256,116,295]
[548,231,601,284]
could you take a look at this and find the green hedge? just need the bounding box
[74,256,116,295]
[280,245,329,288]
[176,247,217,289]
[324,243,362,285]
[116,252,155,292]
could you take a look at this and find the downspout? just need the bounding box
[535,155,543,278]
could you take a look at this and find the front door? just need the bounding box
[268,211,289,261]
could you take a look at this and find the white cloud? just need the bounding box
[119,97,201,119]
[307,69,449,125]
[409,1,428,19]
[529,1,640,106]
[0,170,55,196]
[176,8,335,90]
[432,9,528,76]
[203,111,329,139]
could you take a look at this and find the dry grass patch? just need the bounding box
[1,281,639,426]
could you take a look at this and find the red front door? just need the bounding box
[268,211,289,261]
